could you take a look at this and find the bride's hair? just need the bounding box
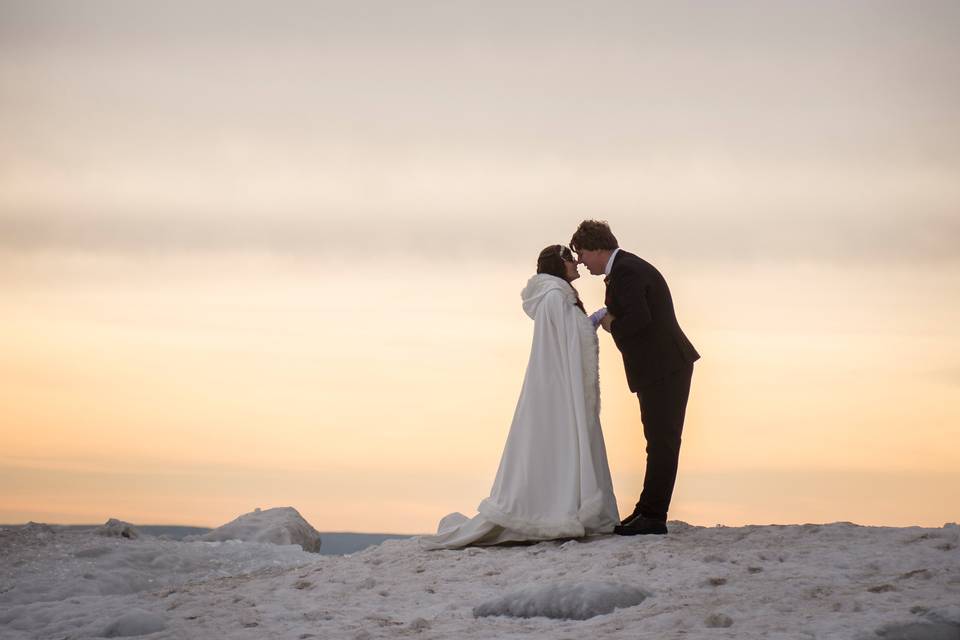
[536,245,586,313]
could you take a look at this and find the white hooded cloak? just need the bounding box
[420,274,619,549]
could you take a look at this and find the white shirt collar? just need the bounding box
[604,248,620,277]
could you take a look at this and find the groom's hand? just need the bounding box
[600,312,615,332]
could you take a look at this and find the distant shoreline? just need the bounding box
[1,523,414,555]
[0,524,424,535]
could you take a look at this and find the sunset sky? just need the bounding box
[1,1,958,533]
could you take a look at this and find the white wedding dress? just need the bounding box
[420,274,619,549]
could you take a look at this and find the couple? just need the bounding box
[421,220,699,549]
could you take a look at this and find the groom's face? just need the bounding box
[576,249,607,276]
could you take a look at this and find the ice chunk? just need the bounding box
[196,506,322,552]
[97,518,140,539]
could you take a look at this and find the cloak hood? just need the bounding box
[521,274,575,319]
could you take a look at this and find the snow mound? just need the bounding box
[97,518,140,539]
[473,581,649,620]
[196,506,322,552]
[101,610,166,637]
[21,522,56,539]
[705,612,735,628]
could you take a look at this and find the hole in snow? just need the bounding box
[876,622,960,640]
[473,581,648,620]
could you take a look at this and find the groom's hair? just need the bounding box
[570,220,619,252]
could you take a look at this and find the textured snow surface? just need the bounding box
[1,520,959,639]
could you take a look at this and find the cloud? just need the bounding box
[3,0,958,52]
[1,0,958,267]
[1,207,957,267]
[2,0,958,156]
[933,367,960,386]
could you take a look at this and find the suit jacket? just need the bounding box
[604,250,700,391]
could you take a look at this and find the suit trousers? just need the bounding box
[635,362,694,522]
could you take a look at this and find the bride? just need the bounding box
[420,245,620,549]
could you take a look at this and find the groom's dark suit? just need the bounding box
[604,250,699,523]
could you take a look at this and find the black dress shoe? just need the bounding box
[619,506,644,527]
[614,516,668,536]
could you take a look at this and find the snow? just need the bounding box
[189,506,322,552]
[1,516,959,639]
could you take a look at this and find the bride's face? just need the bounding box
[563,258,580,282]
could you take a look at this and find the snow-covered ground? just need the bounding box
[2,516,958,639]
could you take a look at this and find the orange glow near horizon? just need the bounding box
[1,257,957,532]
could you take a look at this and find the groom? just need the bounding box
[571,220,699,535]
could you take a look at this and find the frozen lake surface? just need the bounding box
[1,517,958,639]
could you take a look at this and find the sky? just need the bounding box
[1,0,958,533]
